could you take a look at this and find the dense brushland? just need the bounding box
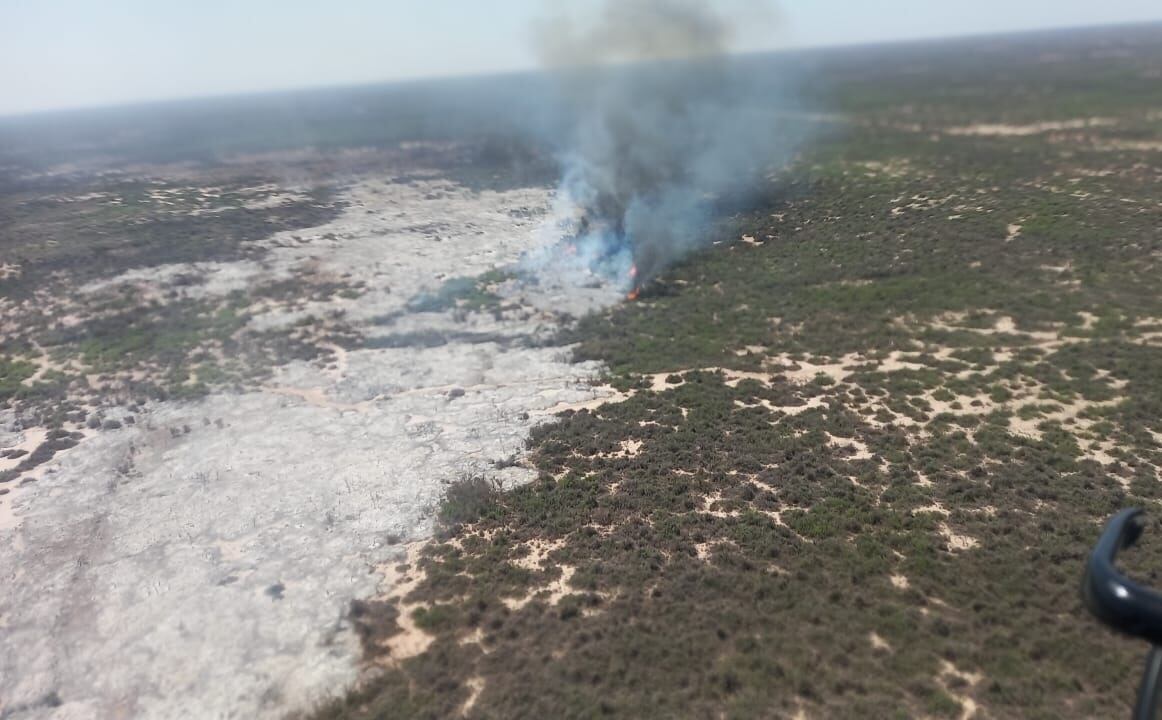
[315,25,1162,720]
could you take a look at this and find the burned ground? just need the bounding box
[315,25,1162,720]
[0,135,546,494]
[0,134,613,716]
[0,171,359,494]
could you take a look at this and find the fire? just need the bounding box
[627,289,640,301]
[626,264,640,300]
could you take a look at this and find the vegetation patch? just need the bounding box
[406,270,516,316]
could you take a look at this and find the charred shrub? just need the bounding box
[437,474,502,532]
[348,599,401,659]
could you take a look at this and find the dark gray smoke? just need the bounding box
[528,0,803,291]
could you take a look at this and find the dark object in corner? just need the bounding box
[1083,509,1162,719]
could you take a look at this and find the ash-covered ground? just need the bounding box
[0,143,625,718]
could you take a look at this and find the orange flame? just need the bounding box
[626,264,640,300]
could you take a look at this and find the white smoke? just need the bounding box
[522,0,800,294]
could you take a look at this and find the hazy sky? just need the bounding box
[2,0,1160,116]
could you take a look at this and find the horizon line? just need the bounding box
[2,17,1159,121]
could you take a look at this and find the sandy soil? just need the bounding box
[946,118,1117,136]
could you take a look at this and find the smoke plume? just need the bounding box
[528,0,801,292]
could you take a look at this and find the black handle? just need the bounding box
[1082,508,1162,647]
[1082,509,1162,720]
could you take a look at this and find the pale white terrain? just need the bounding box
[0,174,621,719]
